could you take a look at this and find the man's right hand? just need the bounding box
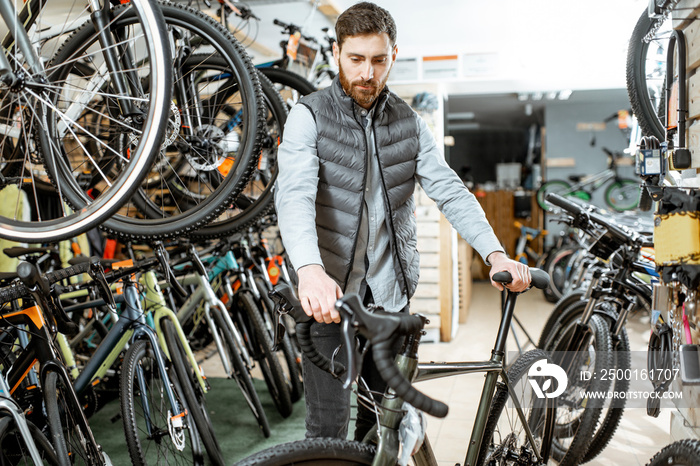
[297,264,343,324]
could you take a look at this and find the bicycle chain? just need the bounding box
[669,302,682,372]
[644,0,681,43]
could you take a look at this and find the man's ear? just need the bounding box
[392,44,398,63]
[332,41,340,67]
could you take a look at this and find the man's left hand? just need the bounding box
[487,251,531,292]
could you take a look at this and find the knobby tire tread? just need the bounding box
[233,437,375,466]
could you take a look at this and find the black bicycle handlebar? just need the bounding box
[545,193,639,248]
[334,294,448,418]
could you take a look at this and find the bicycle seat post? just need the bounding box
[493,290,520,360]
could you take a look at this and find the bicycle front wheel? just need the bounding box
[209,304,271,437]
[234,291,293,418]
[605,179,640,211]
[43,370,104,466]
[477,349,555,466]
[547,314,614,466]
[0,416,60,465]
[234,438,375,466]
[120,340,204,466]
[0,0,171,242]
[161,318,224,466]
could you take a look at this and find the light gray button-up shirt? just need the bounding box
[275,100,504,312]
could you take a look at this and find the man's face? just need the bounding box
[333,33,397,109]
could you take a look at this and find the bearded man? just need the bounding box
[274,1,530,441]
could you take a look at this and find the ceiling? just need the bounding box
[232,0,650,129]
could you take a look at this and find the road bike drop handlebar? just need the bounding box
[270,268,550,420]
[269,283,448,418]
[545,193,653,249]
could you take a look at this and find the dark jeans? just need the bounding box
[302,291,405,441]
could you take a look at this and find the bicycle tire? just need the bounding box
[209,304,271,438]
[258,67,317,106]
[537,291,585,348]
[626,9,668,141]
[191,68,288,239]
[253,275,303,403]
[477,349,555,466]
[536,180,572,211]
[604,178,640,212]
[582,315,630,463]
[548,314,614,466]
[234,291,293,418]
[540,300,632,464]
[647,439,700,466]
[233,437,375,466]
[52,2,265,240]
[161,318,224,466]
[0,416,60,465]
[543,246,579,301]
[120,339,204,466]
[0,0,171,243]
[43,370,103,466]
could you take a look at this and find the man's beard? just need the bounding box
[339,65,389,107]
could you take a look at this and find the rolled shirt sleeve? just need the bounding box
[274,104,324,271]
[413,116,505,264]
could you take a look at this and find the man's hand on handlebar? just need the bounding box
[487,251,531,292]
[297,264,343,324]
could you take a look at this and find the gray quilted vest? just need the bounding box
[299,77,420,298]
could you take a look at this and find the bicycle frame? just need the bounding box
[0,303,106,464]
[59,280,184,413]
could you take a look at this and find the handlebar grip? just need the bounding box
[492,268,550,290]
[0,282,29,305]
[545,193,584,216]
[43,261,91,285]
[372,338,448,418]
[273,18,287,27]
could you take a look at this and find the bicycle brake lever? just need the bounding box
[271,307,286,350]
[154,242,187,299]
[88,261,116,310]
[49,288,79,336]
[340,317,358,389]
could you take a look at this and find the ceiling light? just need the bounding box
[448,112,475,120]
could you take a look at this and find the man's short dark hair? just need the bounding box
[335,2,397,49]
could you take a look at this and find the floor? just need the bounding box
[416,282,672,466]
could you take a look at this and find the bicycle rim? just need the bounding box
[0,0,170,242]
